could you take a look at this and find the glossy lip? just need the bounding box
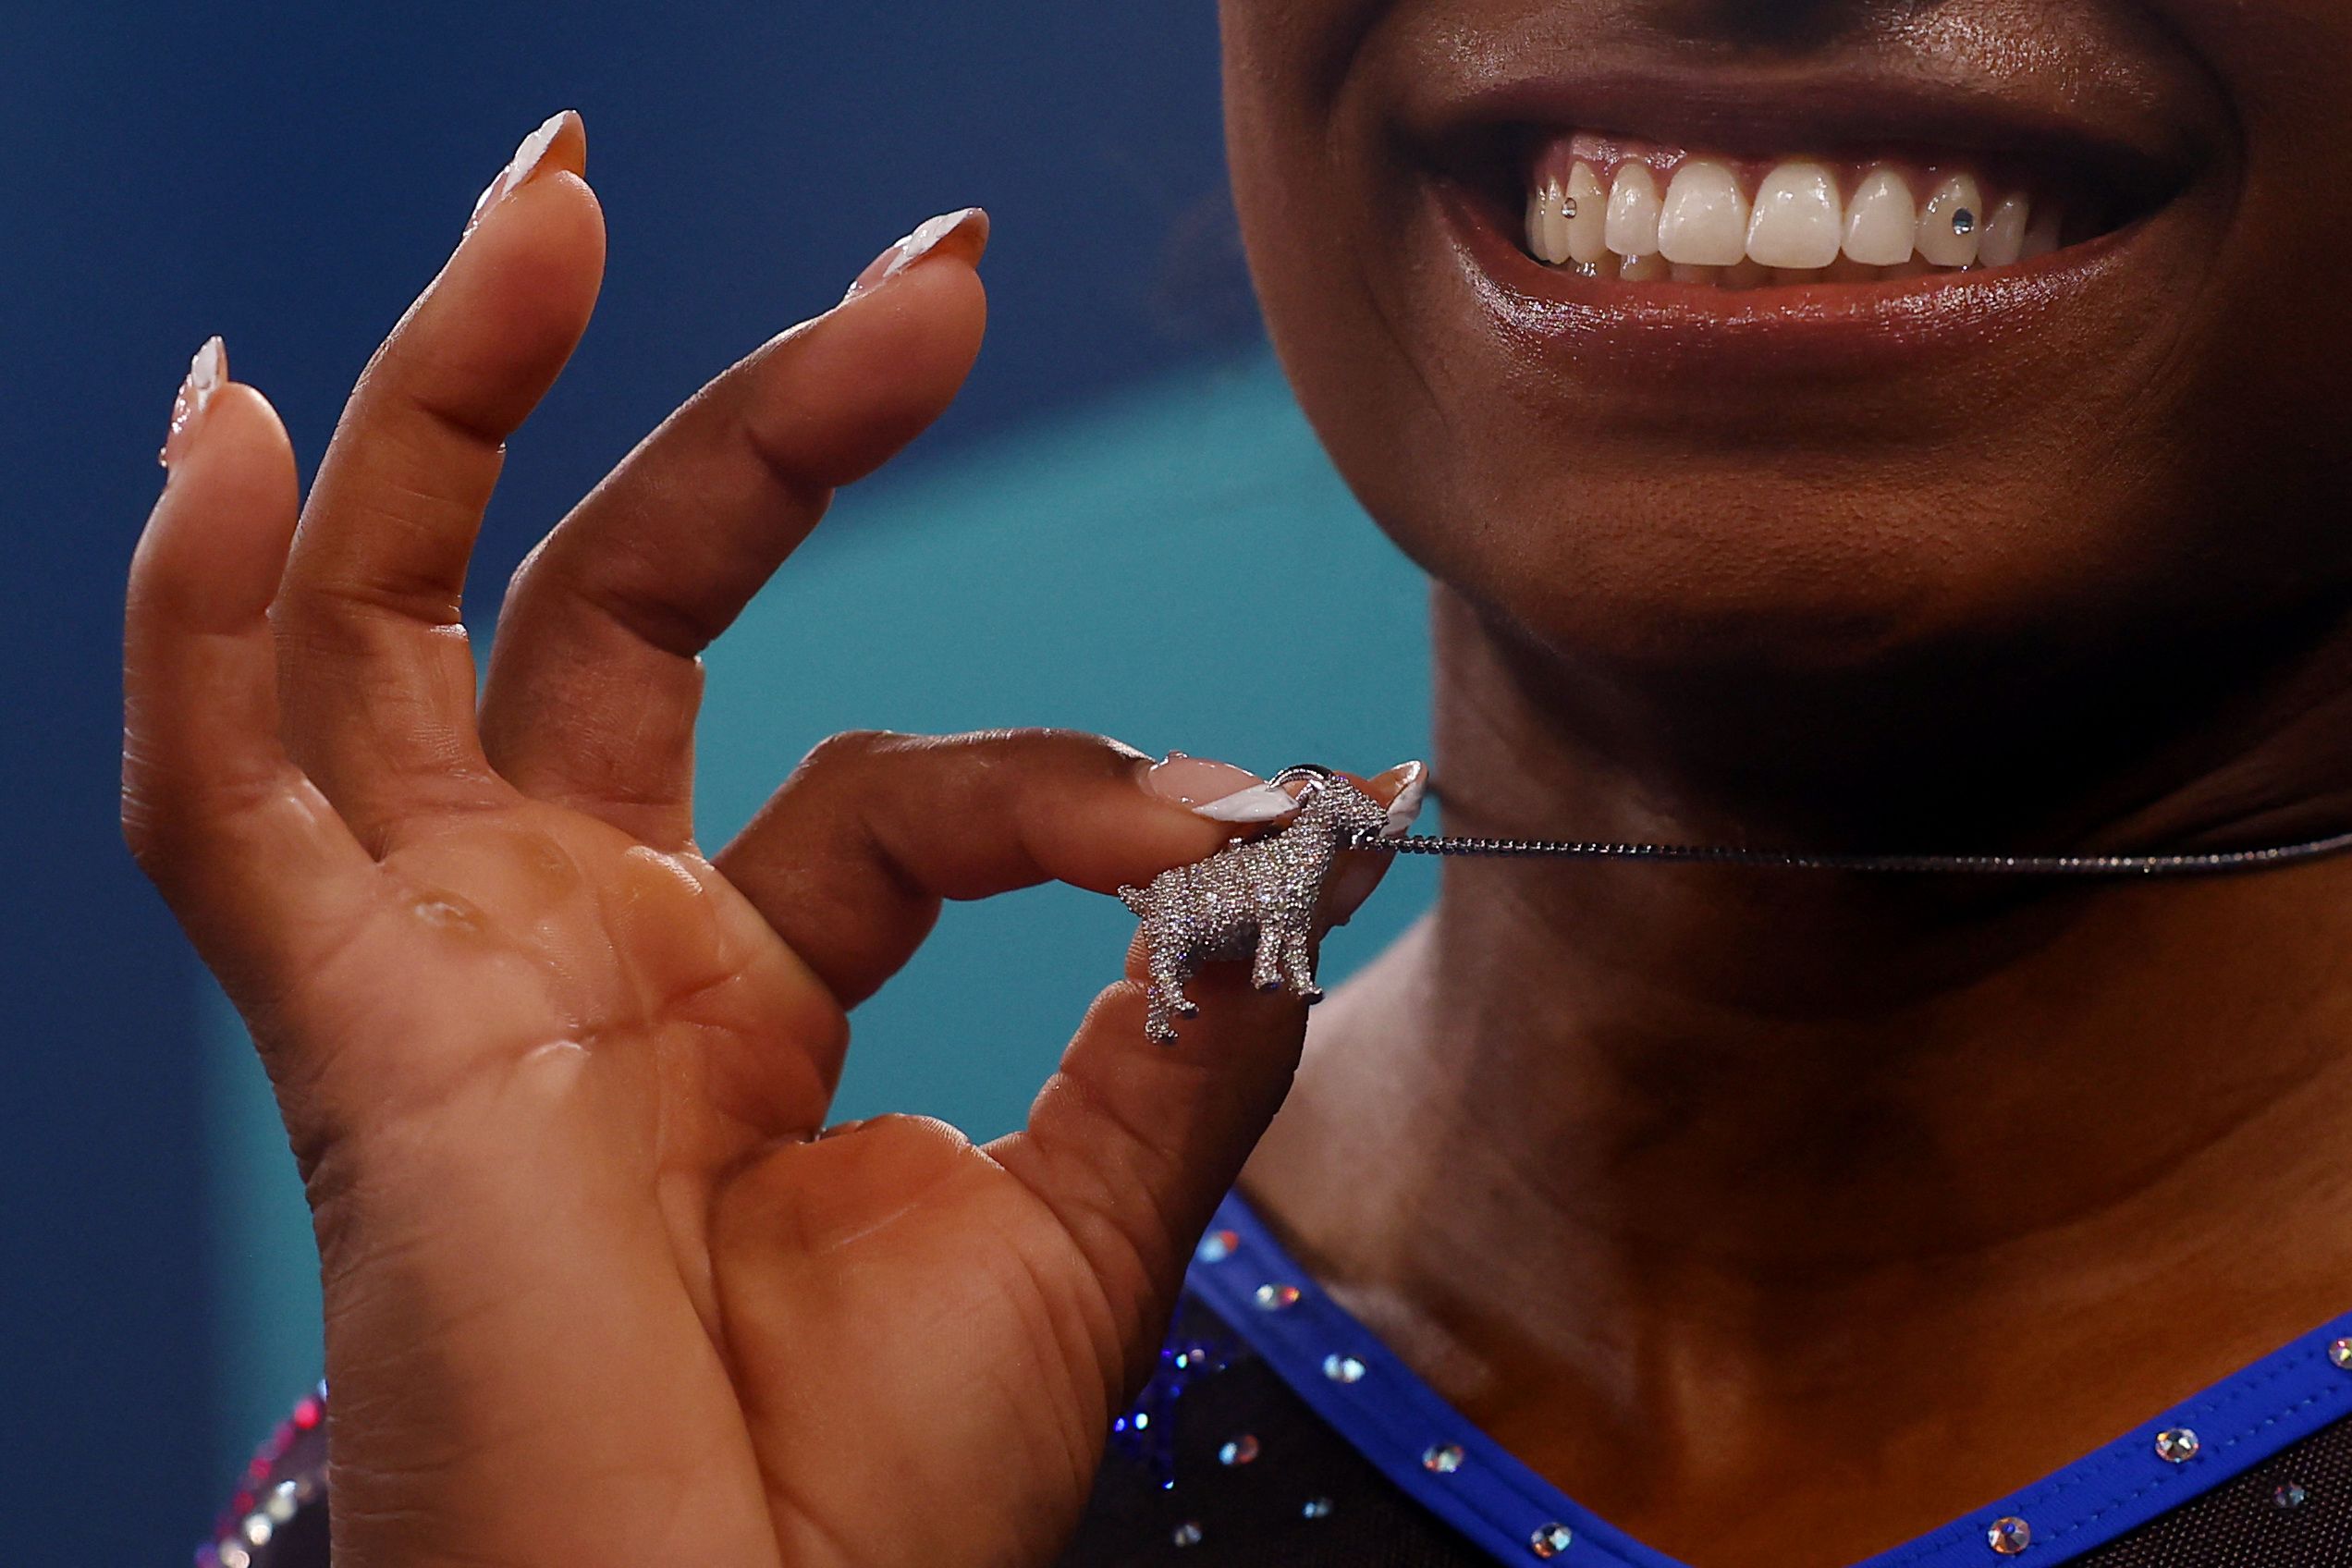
[1392,58,2215,377]
[1438,177,2173,378]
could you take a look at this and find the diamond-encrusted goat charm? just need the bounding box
[1119,766,1398,1044]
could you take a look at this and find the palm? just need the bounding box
[126,121,1367,1568]
[278,797,1121,1565]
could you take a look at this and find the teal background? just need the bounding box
[201,350,1439,1474]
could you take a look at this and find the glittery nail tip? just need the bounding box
[843,206,990,300]
[160,336,227,470]
[470,110,576,227]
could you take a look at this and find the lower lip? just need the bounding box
[1432,179,2166,380]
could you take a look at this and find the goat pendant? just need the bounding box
[1118,766,1393,1045]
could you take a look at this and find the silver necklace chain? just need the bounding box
[1123,767,2352,1042]
[1358,827,2352,876]
[1270,765,2352,877]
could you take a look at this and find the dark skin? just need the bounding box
[1224,0,2352,1561]
[125,4,2352,1567]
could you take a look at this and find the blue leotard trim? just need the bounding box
[1187,1192,2352,1566]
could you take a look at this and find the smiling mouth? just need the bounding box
[1410,77,2198,312]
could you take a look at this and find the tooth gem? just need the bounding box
[1564,162,1609,263]
[1918,173,1985,265]
[1562,198,1578,219]
[2154,1427,2200,1464]
[1988,1516,2033,1555]
[1953,209,1976,235]
[1530,1524,1575,1558]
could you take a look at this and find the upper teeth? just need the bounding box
[1525,144,2064,281]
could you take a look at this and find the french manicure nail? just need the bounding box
[1143,753,1263,809]
[1379,760,1429,839]
[1194,782,1306,824]
[841,206,990,302]
[467,110,577,234]
[158,336,227,472]
[1322,761,1428,924]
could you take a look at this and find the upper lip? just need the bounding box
[1393,61,2209,212]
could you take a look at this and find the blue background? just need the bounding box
[2,3,1433,1557]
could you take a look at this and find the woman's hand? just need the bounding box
[126,114,1404,1568]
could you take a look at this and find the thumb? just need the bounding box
[986,760,1427,1375]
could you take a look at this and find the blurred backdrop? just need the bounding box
[1,2,1435,1558]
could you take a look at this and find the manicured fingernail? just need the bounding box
[1378,760,1429,839]
[158,336,227,472]
[467,110,578,234]
[1140,753,1284,820]
[1324,763,1427,924]
[842,206,990,302]
[1194,782,1309,823]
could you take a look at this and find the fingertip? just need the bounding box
[386,161,607,443]
[744,254,989,488]
[465,165,606,324]
[545,108,588,179]
[142,381,301,621]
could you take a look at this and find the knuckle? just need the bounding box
[941,726,1144,774]
[796,728,913,776]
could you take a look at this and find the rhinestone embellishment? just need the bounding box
[1254,1282,1302,1311]
[2276,1482,2310,1510]
[1303,1497,1335,1520]
[1531,1522,1575,1558]
[1195,1229,1239,1264]
[2330,1337,2352,1370]
[1218,1435,1260,1466]
[1172,1521,1204,1547]
[1423,1442,1467,1474]
[1323,1353,1368,1384]
[2155,1427,2201,1464]
[1988,1516,2032,1555]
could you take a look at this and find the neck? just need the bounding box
[1245,583,2352,1566]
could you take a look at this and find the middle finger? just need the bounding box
[478,209,989,849]
[273,113,601,845]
